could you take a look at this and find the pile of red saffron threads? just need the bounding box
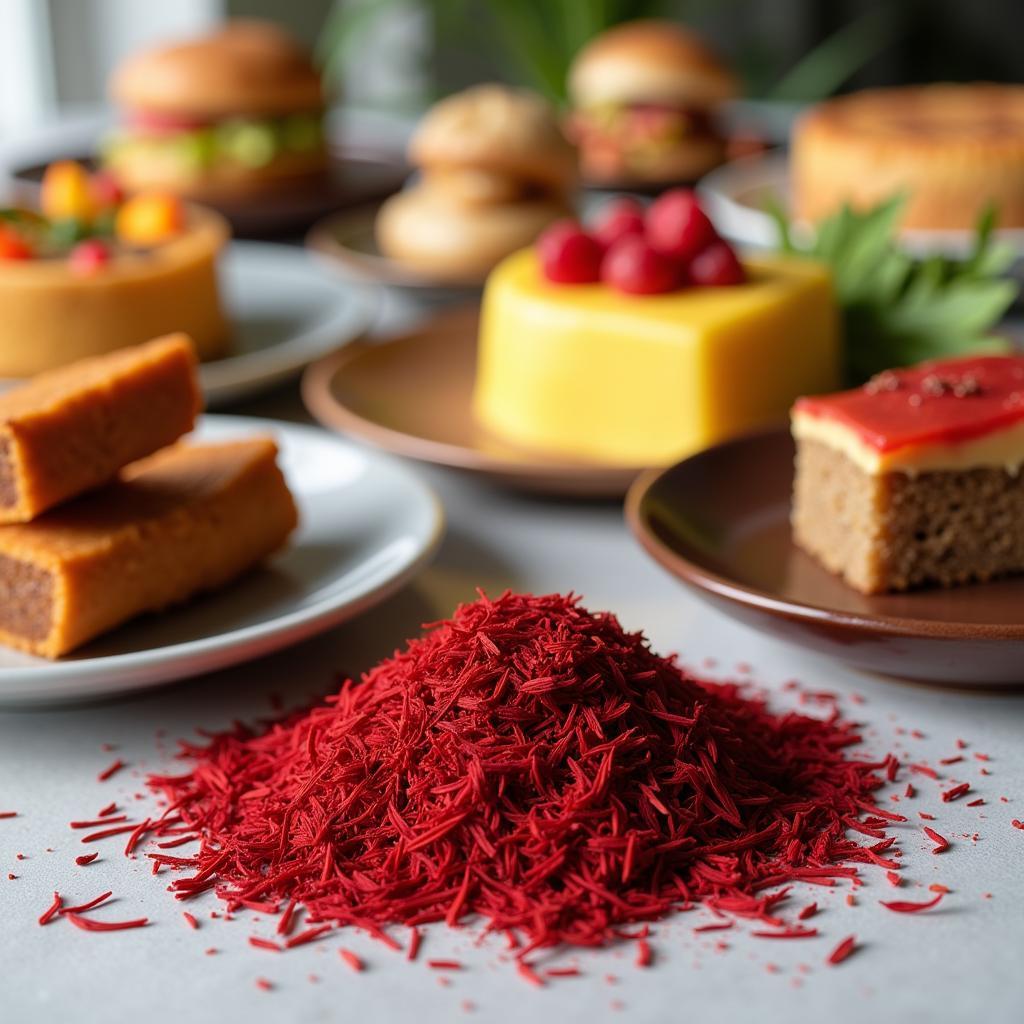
[132,591,906,958]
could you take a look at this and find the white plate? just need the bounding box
[202,241,378,407]
[0,242,378,408]
[0,415,444,707]
[699,151,1024,259]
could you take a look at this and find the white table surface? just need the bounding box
[2,375,1022,1024]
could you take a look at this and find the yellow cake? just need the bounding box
[792,84,1024,230]
[474,248,839,466]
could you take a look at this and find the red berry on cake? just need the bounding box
[592,197,646,250]
[601,235,678,294]
[646,188,717,262]
[537,220,603,284]
[69,239,112,276]
[689,240,746,286]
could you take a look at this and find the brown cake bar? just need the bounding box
[0,334,201,523]
[792,356,1024,594]
[0,438,298,657]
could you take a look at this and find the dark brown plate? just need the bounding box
[626,428,1024,687]
[302,307,643,497]
[10,150,409,239]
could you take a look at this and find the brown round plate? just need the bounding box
[10,151,408,239]
[306,204,486,293]
[302,307,643,497]
[626,428,1024,687]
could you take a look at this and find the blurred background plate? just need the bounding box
[0,415,444,708]
[303,306,643,497]
[627,428,1024,687]
[699,151,1024,258]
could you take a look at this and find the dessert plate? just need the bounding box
[0,415,444,707]
[699,152,1024,260]
[302,306,643,497]
[307,204,486,295]
[627,428,1024,687]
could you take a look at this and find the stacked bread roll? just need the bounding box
[377,85,576,282]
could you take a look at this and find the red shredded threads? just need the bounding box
[797,903,817,920]
[249,937,282,952]
[924,827,950,853]
[751,927,819,939]
[407,927,422,961]
[827,935,857,965]
[255,977,273,991]
[38,892,62,926]
[339,949,364,972]
[0,811,18,819]
[428,960,463,971]
[65,913,148,931]
[941,783,971,803]
[635,938,653,967]
[880,893,944,914]
[75,853,99,866]
[98,759,126,782]
[98,802,118,817]
[183,912,199,930]
[1012,820,1024,831]
[137,593,904,955]
[516,961,544,987]
[61,891,112,915]
[286,925,332,949]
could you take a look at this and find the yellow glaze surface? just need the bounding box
[474,249,840,465]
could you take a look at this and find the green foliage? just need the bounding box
[767,197,1019,385]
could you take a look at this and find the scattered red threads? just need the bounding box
[924,827,950,853]
[285,925,332,949]
[904,783,915,798]
[60,891,112,915]
[517,961,544,987]
[407,927,422,961]
[885,871,902,887]
[939,756,963,766]
[942,783,971,803]
[929,884,951,895]
[845,893,856,907]
[255,978,273,992]
[277,898,298,937]
[97,759,125,782]
[1012,820,1024,830]
[918,812,936,821]
[880,893,944,914]
[428,960,463,971]
[693,921,734,933]
[0,811,18,819]
[635,938,652,967]
[339,949,364,972]
[248,937,283,952]
[70,816,128,829]
[183,912,199,929]
[80,823,139,844]
[956,739,967,750]
[65,913,148,931]
[98,802,118,817]
[546,967,581,977]
[827,935,857,966]
[75,853,99,866]
[797,903,818,921]
[137,593,903,957]
[966,799,985,808]
[38,892,62,925]
[751,927,819,939]
[910,764,939,779]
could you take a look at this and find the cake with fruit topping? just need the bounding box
[104,20,327,202]
[0,161,228,376]
[473,190,839,466]
[792,355,1024,593]
[792,84,1024,230]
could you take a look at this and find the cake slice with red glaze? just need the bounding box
[791,355,1024,593]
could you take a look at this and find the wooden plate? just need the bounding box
[10,151,409,239]
[626,428,1024,687]
[302,307,643,497]
[306,204,486,293]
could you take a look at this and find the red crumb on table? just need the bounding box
[827,936,858,966]
[339,949,364,972]
[97,759,126,782]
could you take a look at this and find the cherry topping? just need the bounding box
[592,197,645,251]
[646,188,717,262]
[601,235,678,295]
[689,240,746,287]
[537,220,603,284]
[69,239,112,276]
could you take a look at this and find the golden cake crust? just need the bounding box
[792,84,1024,229]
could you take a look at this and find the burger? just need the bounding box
[103,20,328,201]
[567,20,738,187]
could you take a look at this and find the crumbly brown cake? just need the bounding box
[0,438,298,657]
[791,355,1024,595]
[793,439,1024,594]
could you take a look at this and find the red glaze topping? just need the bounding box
[795,356,1024,452]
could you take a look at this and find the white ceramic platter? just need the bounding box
[698,151,1024,259]
[0,415,444,707]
